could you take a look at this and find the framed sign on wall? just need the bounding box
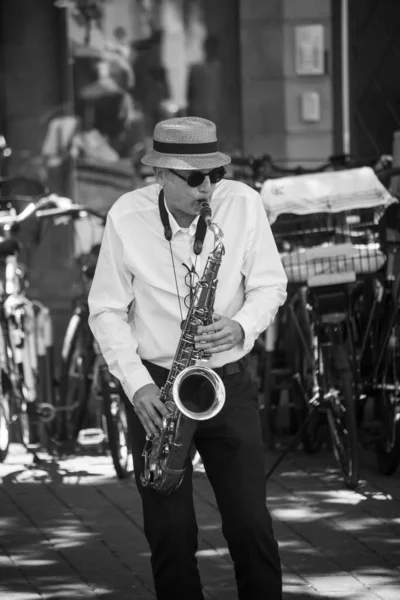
[295,24,324,76]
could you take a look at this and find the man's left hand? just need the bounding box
[194,313,244,354]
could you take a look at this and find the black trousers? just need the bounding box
[126,360,282,600]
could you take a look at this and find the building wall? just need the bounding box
[0,0,69,162]
[240,0,334,165]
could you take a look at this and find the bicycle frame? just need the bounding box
[265,281,359,487]
[353,273,400,402]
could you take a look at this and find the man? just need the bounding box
[88,116,287,600]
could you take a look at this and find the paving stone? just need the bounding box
[1,444,400,599]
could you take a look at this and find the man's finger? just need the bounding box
[140,411,159,437]
[197,317,225,335]
[143,422,153,438]
[153,397,170,419]
[145,405,166,430]
[195,329,228,349]
[208,342,231,354]
[138,414,153,438]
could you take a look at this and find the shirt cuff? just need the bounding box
[120,365,155,404]
[231,314,255,354]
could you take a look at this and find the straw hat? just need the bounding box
[141,116,231,170]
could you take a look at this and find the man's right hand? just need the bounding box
[132,383,170,438]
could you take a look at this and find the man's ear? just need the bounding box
[154,167,167,185]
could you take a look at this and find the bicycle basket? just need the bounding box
[273,209,386,286]
[266,168,395,287]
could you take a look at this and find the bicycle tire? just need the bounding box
[54,311,94,442]
[287,292,325,453]
[100,367,132,479]
[325,338,359,489]
[0,388,11,462]
[377,420,400,476]
[6,339,38,448]
[375,323,400,476]
[1,318,36,449]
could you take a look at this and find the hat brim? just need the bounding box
[141,150,231,170]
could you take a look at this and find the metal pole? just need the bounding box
[341,0,350,154]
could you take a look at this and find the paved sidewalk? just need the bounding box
[1,443,400,599]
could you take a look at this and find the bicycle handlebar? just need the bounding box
[230,153,394,180]
[0,194,107,228]
[230,154,333,175]
[35,203,106,225]
[0,198,50,227]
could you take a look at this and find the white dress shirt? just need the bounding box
[88,178,287,402]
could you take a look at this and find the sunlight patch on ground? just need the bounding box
[320,489,368,505]
[199,523,221,531]
[363,491,393,501]
[333,516,396,532]
[355,566,398,578]
[3,558,57,567]
[306,574,366,592]
[272,506,337,521]
[52,539,95,550]
[278,539,311,550]
[196,547,230,557]
[269,486,371,507]
[278,466,339,479]
[50,529,93,541]
[23,583,114,598]
[0,517,19,529]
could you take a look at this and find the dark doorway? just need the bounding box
[348,0,400,161]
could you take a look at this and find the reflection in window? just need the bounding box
[64,0,211,166]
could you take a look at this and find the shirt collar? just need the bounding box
[164,202,200,238]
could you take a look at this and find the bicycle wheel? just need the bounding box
[54,311,94,442]
[323,332,359,489]
[375,323,400,475]
[287,291,325,453]
[100,367,132,479]
[0,388,11,462]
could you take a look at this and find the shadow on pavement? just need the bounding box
[0,445,399,599]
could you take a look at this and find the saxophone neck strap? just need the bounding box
[158,188,207,255]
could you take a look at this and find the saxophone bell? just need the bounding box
[172,365,225,420]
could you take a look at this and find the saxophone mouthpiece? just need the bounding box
[199,201,212,225]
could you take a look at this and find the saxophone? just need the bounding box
[141,201,226,494]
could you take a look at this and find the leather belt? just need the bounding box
[213,356,248,378]
[142,356,249,381]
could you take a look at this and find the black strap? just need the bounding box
[158,188,207,255]
[153,140,218,154]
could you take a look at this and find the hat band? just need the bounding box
[153,140,218,155]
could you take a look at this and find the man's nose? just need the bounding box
[198,175,212,192]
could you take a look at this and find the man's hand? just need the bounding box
[194,313,244,354]
[132,383,169,438]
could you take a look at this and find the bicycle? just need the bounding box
[265,264,360,488]
[350,198,400,475]
[263,166,395,488]
[0,195,59,461]
[229,155,346,443]
[37,201,133,479]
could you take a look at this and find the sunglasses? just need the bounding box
[169,167,226,187]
